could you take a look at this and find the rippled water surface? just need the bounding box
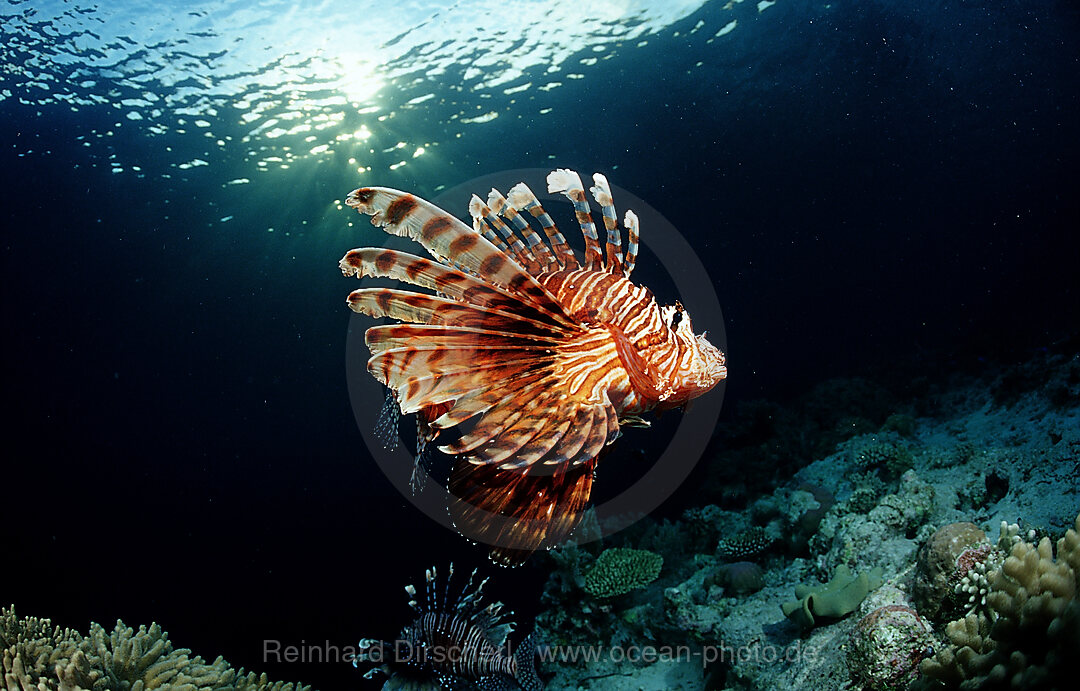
[4,0,729,177]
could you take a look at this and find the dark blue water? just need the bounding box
[3,0,1078,688]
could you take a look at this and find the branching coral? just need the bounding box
[1,606,311,691]
[918,511,1080,689]
[583,548,663,599]
[850,434,914,479]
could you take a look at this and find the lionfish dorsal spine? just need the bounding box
[425,566,437,612]
[547,168,604,271]
[623,209,640,278]
[492,193,559,272]
[470,193,542,274]
[507,182,579,271]
[471,212,512,256]
[344,186,564,316]
[588,173,625,275]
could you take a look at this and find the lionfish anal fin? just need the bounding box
[449,455,597,567]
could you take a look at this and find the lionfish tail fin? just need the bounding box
[476,630,542,691]
[448,456,596,567]
[512,631,543,691]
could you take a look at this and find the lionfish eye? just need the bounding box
[670,308,683,330]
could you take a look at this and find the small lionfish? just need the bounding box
[355,564,541,691]
[339,169,727,565]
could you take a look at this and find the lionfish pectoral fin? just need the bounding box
[604,323,664,406]
[448,455,596,567]
[443,389,614,470]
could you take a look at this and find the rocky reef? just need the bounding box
[534,344,1079,689]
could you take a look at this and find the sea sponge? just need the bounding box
[1,606,310,691]
[919,511,1080,689]
[781,564,883,628]
[583,547,663,599]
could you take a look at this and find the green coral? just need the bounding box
[780,564,883,628]
[583,548,663,599]
[1,606,310,691]
[717,526,774,560]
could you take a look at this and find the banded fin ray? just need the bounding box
[507,182,578,271]
[468,195,542,275]
[547,168,604,271]
[589,173,625,275]
[347,287,563,335]
[345,186,565,316]
[340,248,574,329]
[490,189,559,272]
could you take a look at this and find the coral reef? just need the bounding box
[781,564,883,628]
[533,346,1080,690]
[1,606,310,691]
[713,562,766,595]
[583,548,663,599]
[918,513,1080,689]
[851,434,915,480]
[848,605,935,691]
[717,527,773,561]
[912,522,992,622]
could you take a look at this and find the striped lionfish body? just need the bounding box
[340,169,727,565]
[355,564,541,691]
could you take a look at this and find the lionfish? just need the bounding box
[355,564,541,691]
[339,169,727,565]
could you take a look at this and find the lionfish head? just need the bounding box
[660,302,727,407]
